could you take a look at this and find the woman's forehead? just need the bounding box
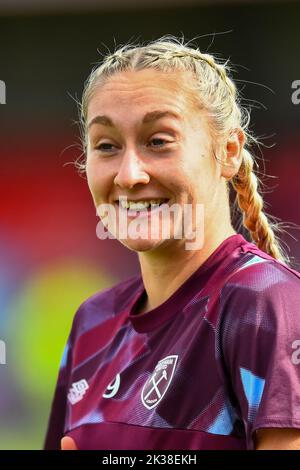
[101,68,186,88]
[92,71,187,102]
[87,70,197,122]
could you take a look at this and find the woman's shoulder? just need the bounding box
[70,274,143,335]
[228,240,300,290]
[220,249,300,324]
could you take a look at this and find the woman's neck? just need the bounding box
[137,227,236,314]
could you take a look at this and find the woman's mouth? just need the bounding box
[114,199,170,217]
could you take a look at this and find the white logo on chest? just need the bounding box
[141,355,178,410]
[102,373,121,398]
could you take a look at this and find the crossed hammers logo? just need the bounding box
[143,369,168,401]
[141,355,178,410]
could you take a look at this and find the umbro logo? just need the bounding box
[67,379,89,405]
[141,355,178,410]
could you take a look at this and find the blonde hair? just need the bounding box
[77,35,294,266]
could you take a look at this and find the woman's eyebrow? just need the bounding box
[87,110,182,130]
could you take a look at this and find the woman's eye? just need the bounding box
[148,138,170,148]
[96,142,112,150]
[95,138,172,153]
[96,143,115,152]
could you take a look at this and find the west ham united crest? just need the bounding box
[141,355,178,410]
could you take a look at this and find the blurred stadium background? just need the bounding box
[0,0,299,450]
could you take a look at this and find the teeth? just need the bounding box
[128,201,149,210]
[119,199,167,210]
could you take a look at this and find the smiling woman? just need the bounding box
[44,35,300,451]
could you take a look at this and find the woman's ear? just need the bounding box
[221,128,245,180]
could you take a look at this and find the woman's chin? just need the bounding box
[118,237,167,253]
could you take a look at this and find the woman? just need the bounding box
[44,36,300,450]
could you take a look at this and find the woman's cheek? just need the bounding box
[86,170,102,205]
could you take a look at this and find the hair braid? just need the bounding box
[231,149,288,263]
[166,50,236,97]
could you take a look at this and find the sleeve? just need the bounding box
[220,265,300,450]
[43,333,74,450]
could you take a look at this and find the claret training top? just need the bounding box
[44,234,300,450]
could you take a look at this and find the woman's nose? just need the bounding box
[114,149,150,189]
